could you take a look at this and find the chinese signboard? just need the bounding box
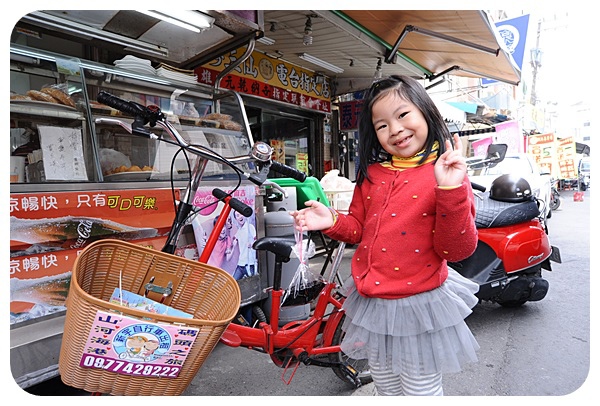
[79,311,198,378]
[493,120,523,154]
[195,50,331,113]
[339,100,364,130]
[556,137,577,179]
[527,133,555,175]
[527,133,577,179]
[9,188,178,324]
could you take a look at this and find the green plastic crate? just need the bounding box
[271,177,330,208]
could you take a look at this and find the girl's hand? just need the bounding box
[290,200,333,232]
[434,133,467,187]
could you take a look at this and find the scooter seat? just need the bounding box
[474,192,540,228]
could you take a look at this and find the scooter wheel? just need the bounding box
[550,194,561,211]
[498,299,527,308]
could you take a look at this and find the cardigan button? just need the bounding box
[375,281,380,285]
[381,248,386,252]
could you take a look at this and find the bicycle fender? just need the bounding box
[321,309,344,346]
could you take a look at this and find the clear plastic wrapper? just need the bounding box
[281,228,323,306]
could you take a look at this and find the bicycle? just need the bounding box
[94,91,372,389]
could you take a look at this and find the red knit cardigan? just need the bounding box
[325,162,478,299]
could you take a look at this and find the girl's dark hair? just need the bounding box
[356,75,451,185]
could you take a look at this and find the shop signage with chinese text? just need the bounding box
[195,51,331,113]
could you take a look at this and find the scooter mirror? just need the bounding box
[485,144,508,168]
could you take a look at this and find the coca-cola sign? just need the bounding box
[73,218,93,249]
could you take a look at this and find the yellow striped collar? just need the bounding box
[381,141,439,171]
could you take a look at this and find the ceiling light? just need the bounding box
[257,36,276,46]
[303,16,313,46]
[137,10,214,33]
[373,58,383,80]
[21,11,169,57]
[298,53,344,74]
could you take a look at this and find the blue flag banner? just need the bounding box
[483,14,529,85]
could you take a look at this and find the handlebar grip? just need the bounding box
[212,189,253,218]
[270,161,307,182]
[471,182,486,192]
[97,90,147,117]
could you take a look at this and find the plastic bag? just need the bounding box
[281,228,323,306]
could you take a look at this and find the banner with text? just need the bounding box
[195,50,331,113]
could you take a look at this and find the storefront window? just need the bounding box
[260,112,312,176]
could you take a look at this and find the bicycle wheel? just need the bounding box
[329,314,372,387]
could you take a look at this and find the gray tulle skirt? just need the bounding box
[340,269,480,376]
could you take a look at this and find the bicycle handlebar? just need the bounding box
[96,90,307,183]
[97,90,164,125]
[212,188,253,217]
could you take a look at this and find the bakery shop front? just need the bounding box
[9,9,338,390]
[195,48,334,180]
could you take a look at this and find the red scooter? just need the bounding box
[449,144,562,307]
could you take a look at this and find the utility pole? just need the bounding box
[530,19,543,106]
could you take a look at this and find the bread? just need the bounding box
[10,94,32,101]
[27,90,59,104]
[41,87,76,108]
[203,113,232,121]
[222,120,243,131]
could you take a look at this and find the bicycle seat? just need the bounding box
[253,236,296,260]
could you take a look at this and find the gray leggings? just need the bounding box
[370,360,443,396]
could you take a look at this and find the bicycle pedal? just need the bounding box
[340,364,362,387]
[235,314,250,326]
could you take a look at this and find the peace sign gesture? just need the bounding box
[434,133,467,187]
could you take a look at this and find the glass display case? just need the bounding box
[10,44,255,187]
[10,49,93,184]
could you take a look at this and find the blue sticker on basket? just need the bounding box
[78,311,199,378]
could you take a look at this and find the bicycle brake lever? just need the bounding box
[264,180,288,198]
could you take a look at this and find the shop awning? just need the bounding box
[431,98,467,125]
[447,102,479,114]
[340,10,521,86]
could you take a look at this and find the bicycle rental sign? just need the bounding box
[79,311,199,378]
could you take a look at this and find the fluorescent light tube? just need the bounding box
[298,53,344,74]
[257,36,276,46]
[137,10,214,33]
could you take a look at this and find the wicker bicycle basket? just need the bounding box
[58,239,240,396]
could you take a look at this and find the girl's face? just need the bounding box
[371,92,428,158]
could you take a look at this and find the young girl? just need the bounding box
[291,75,480,396]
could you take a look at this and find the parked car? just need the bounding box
[468,153,553,219]
[578,157,591,191]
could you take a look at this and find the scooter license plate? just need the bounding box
[549,246,562,263]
